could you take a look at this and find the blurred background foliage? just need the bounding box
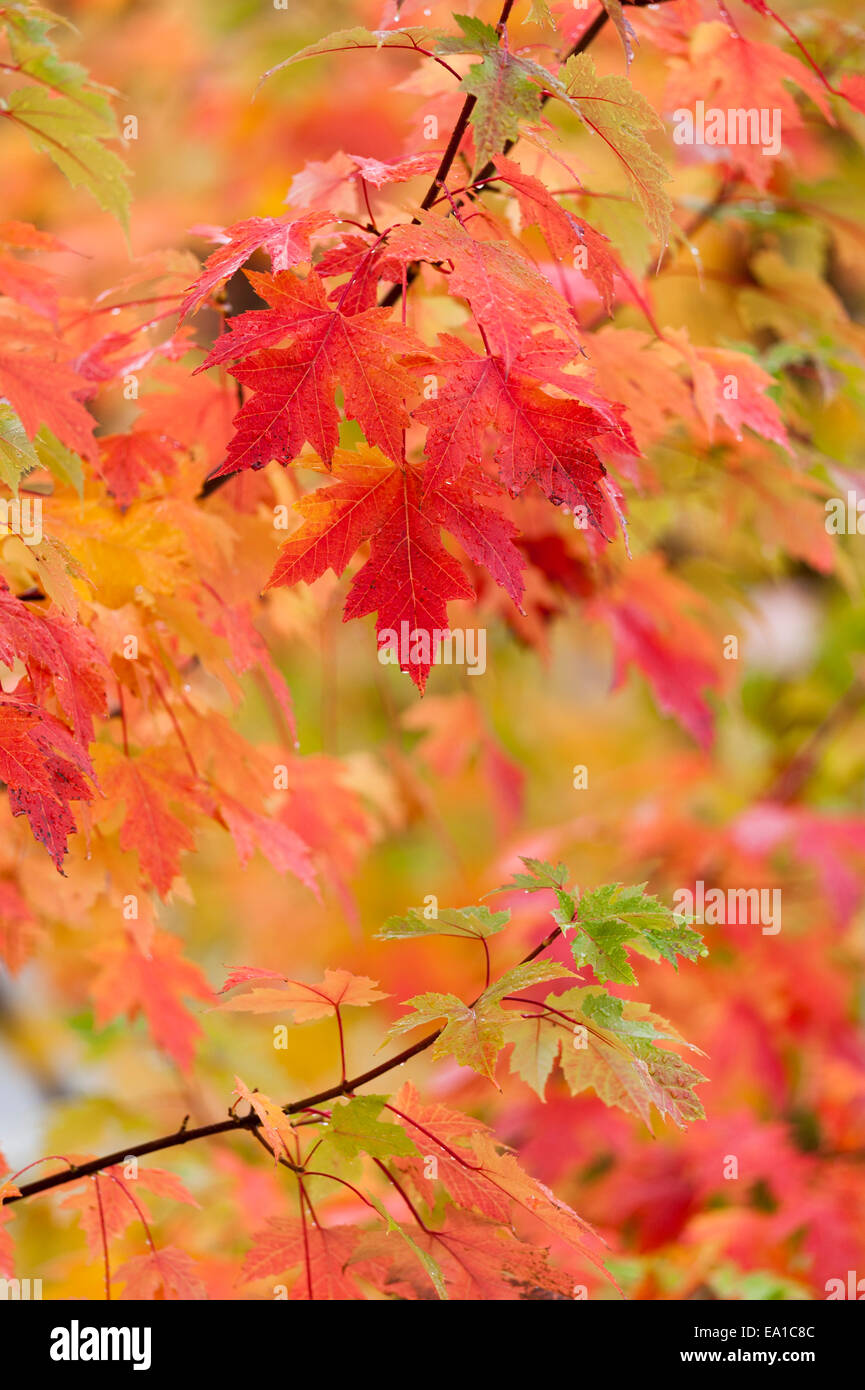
[1,0,865,1300]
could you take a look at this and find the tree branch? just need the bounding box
[199,0,677,492]
[378,0,616,311]
[6,919,564,1205]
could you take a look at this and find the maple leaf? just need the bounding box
[180,212,330,320]
[4,89,129,229]
[376,903,510,941]
[289,151,441,218]
[134,365,234,476]
[525,1,554,26]
[60,1165,199,1257]
[0,697,95,869]
[387,960,572,1083]
[386,214,581,372]
[265,449,401,590]
[594,557,724,748]
[243,1218,364,1299]
[552,52,671,241]
[266,448,519,691]
[554,986,707,1128]
[0,7,131,230]
[95,746,198,896]
[217,967,388,1019]
[97,430,179,507]
[339,467,477,692]
[508,1013,562,1099]
[388,1082,513,1222]
[0,582,108,744]
[92,931,213,1069]
[583,326,695,454]
[319,1095,419,1162]
[233,1077,296,1162]
[0,402,39,491]
[496,855,571,895]
[353,1206,575,1301]
[0,877,39,973]
[569,881,704,985]
[663,330,791,453]
[414,337,621,527]
[492,154,622,313]
[437,15,542,173]
[115,1246,206,1300]
[467,1129,605,1265]
[665,22,834,191]
[345,150,440,188]
[355,1194,449,1300]
[259,24,440,92]
[0,325,97,461]
[217,792,318,892]
[314,233,388,314]
[201,270,422,472]
[208,599,298,745]
[0,232,61,321]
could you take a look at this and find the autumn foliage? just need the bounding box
[1,0,865,1303]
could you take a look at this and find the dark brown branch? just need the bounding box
[199,0,676,493]
[7,920,564,1205]
[378,0,611,311]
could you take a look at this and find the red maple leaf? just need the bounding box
[243,1218,363,1299]
[0,582,108,745]
[385,213,582,371]
[265,449,524,689]
[115,1246,206,1300]
[180,211,330,320]
[0,325,97,461]
[97,429,180,505]
[200,269,423,473]
[0,698,95,869]
[415,336,624,530]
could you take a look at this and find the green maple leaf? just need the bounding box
[460,52,541,172]
[495,856,570,895]
[35,429,84,495]
[258,25,440,92]
[388,960,571,1083]
[570,920,641,985]
[548,53,671,241]
[481,959,573,1006]
[525,1,554,27]
[570,883,704,984]
[322,1095,418,1162]
[437,16,541,174]
[1,5,131,229]
[580,990,677,1043]
[4,88,130,230]
[0,404,39,492]
[376,904,510,941]
[553,986,707,1127]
